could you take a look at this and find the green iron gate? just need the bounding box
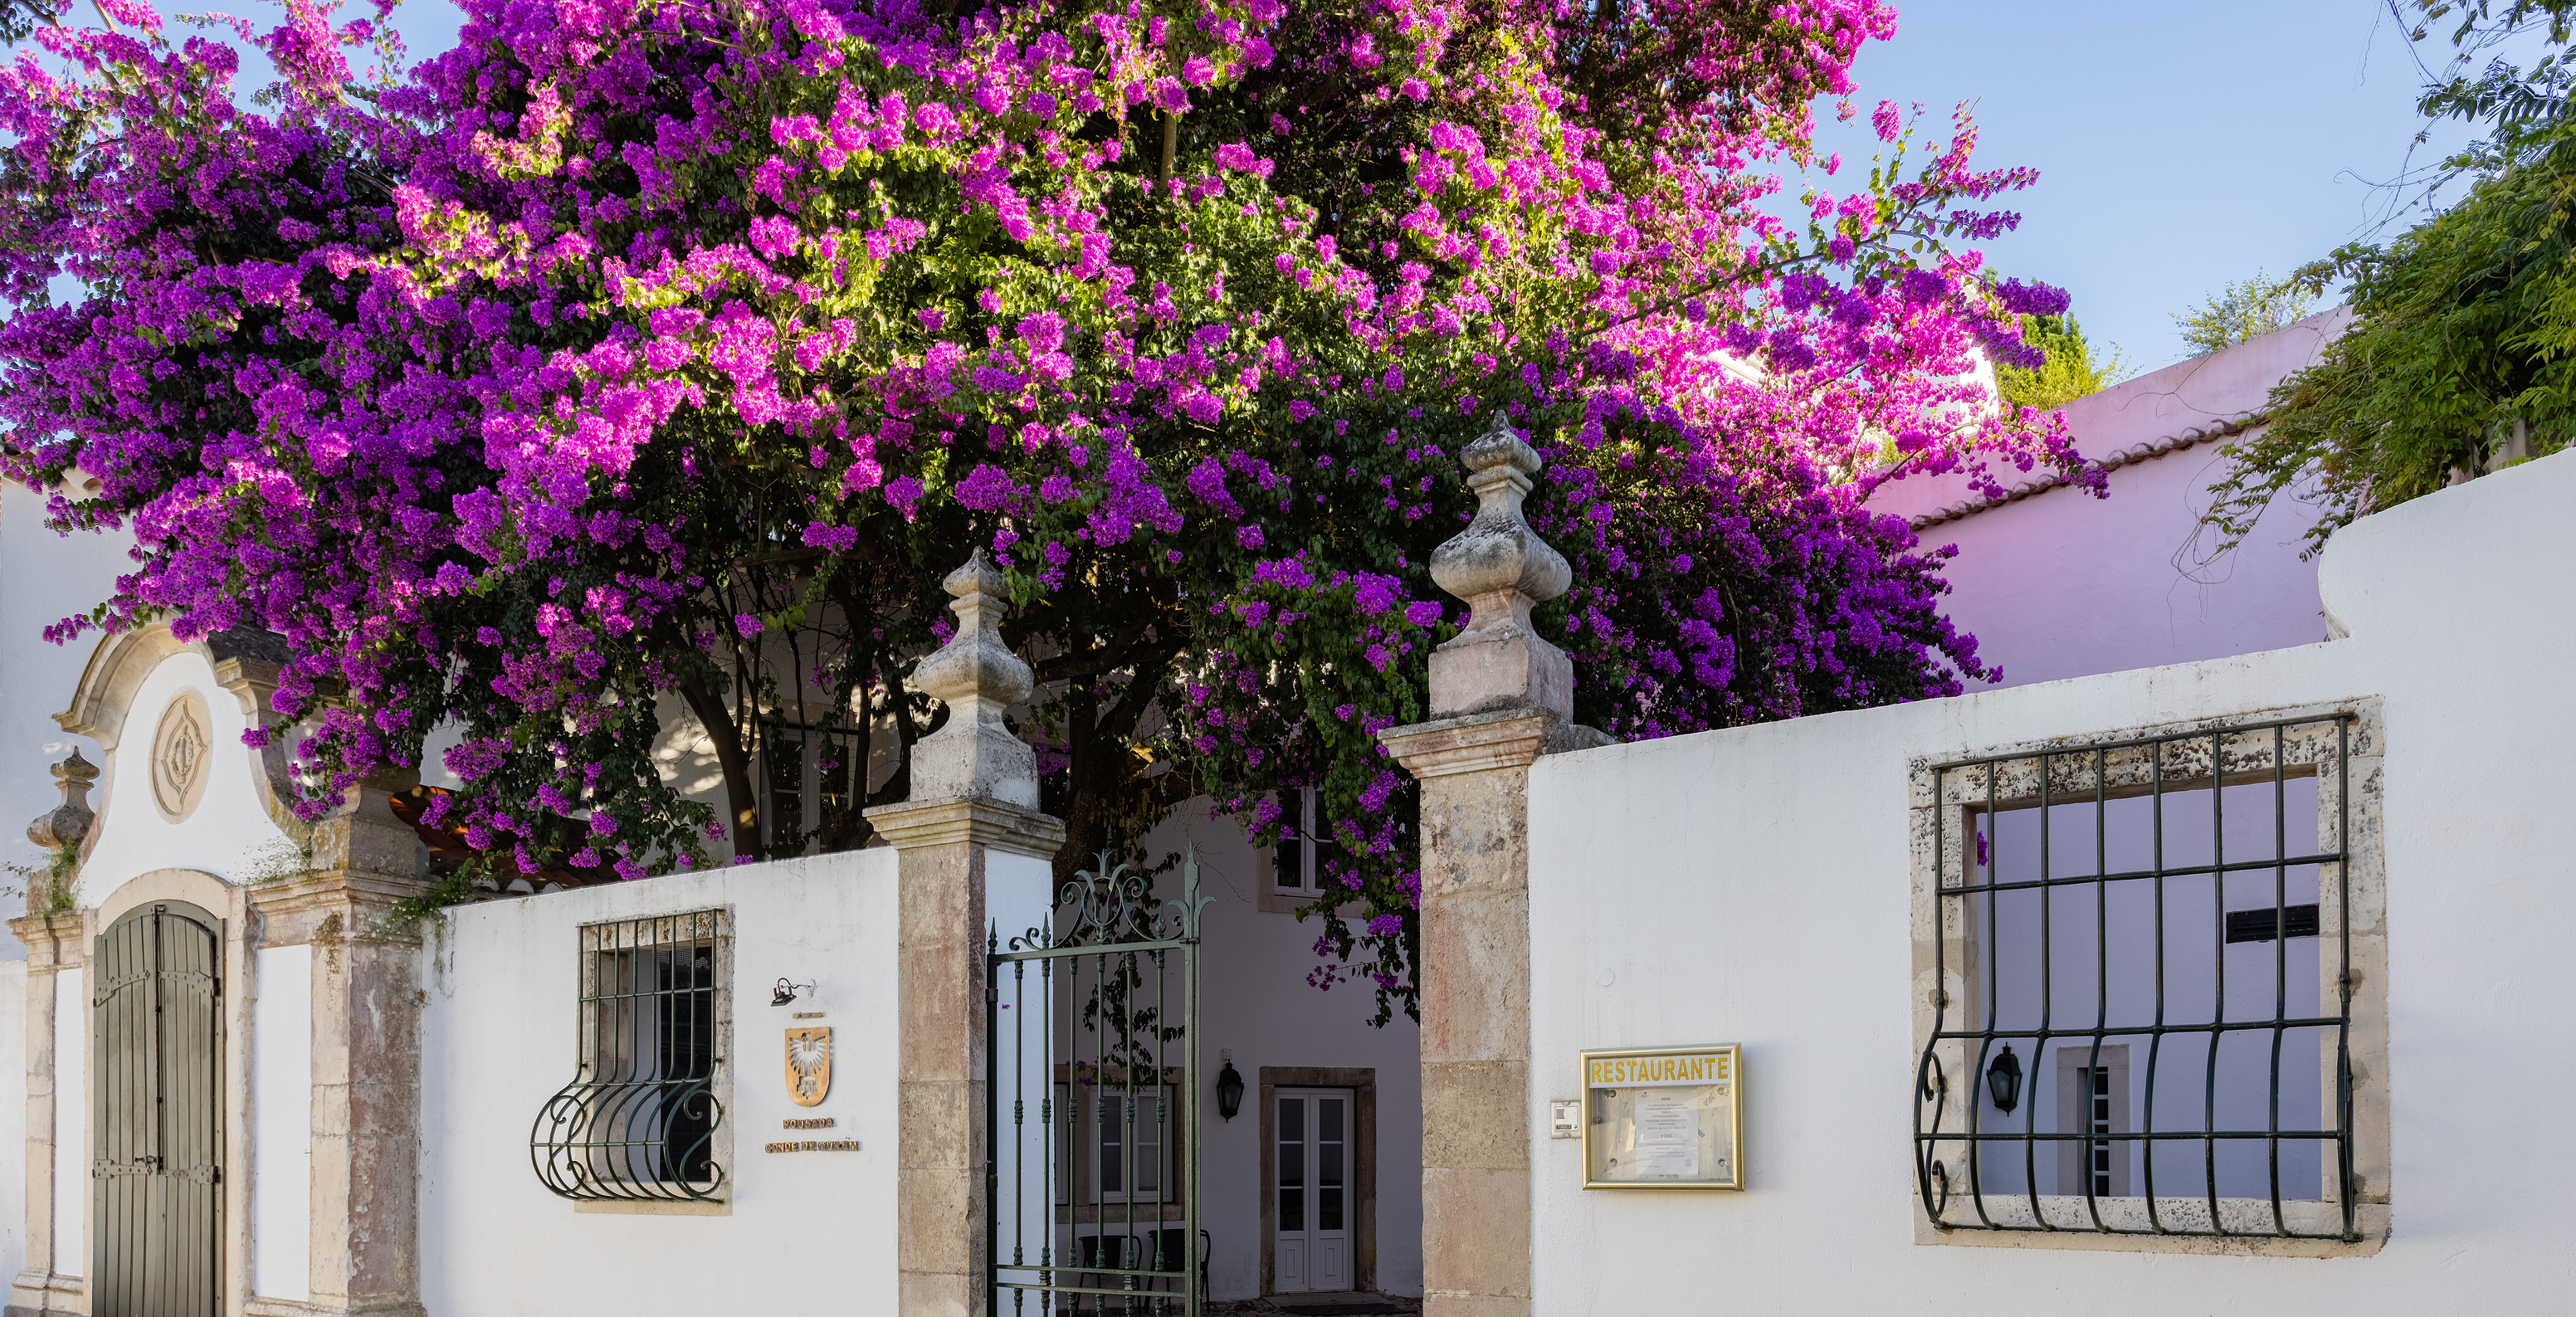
[988,849,1207,1315]
[93,900,222,1317]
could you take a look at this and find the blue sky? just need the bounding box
[1788,0,2486,371]
[349,0,2474,371]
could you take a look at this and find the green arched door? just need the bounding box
[92,900,222,1317]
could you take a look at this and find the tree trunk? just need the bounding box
[677,671,762,863]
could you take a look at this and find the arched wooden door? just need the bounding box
[92,900,222,1317]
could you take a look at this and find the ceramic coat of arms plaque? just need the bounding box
[785,1026,832,1107]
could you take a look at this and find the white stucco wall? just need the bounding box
[1141,805,1426,1300]
[67,652,301,905]
[418,849,900,1316]
[0,961,22,1285]
[249,944,312,1302]
[1525,447,2576,1311]
[1873,310,2351,690]
[49,966,79,1277]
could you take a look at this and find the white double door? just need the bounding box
[1274,1088,1352,1294]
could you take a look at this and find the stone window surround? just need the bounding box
[1257,1066,1378,1297]
[566,906,737,1217]
[1907,699,2391,1258]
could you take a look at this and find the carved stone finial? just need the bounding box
[908,549,1040,807]
[27,749,99,851]
[1425,418,1574,719]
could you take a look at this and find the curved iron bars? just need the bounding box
[990,847,1210,1315]
[533,910,729,1202]
[1912,714,2360,1241]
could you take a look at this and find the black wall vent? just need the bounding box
[2225,904,2320,944]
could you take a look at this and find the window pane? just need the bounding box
[1135,1087,1164,1196]
[1100,1095,1124,1194]
[1320,1096,1343,1229]
[1281,1186,1304,1232]
[1276,788,1304,890]
[766,736,804,847]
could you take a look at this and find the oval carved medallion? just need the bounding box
[149,690,212,822]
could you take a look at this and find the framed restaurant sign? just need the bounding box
[1579,1045,1743,1191]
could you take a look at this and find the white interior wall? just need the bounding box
[1141,805,1425,1300]
[417,849,899,1316]
[1525,448,2576,1313]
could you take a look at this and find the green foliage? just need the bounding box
[3,842,80,915]
[2172,271,2318,357]
[2206,5,2576,556]
[1993,315,2132,412]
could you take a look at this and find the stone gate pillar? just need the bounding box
[1381,422,1600,1317]
[245,772,435,1317]
[864,551,1063,1317]
[9,754,94,1315]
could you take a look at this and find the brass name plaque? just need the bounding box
[783,1117,836,1130]
[764,1139,861,1154]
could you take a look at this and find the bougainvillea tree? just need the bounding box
[0,0,2089,1019]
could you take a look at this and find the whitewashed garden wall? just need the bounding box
[417,850,902,1315]
[1522,450,2576,1311]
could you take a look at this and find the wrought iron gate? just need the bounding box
[93,900,222,1317]
[988,850,1207,1315]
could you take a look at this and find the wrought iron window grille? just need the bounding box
[1913,714,2369,1242]
[533,909,730,1202]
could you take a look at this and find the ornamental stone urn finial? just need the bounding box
[1426,417,1575,720]
[26,749,99,851]
[907,548,1041,807]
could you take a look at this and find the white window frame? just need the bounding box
[1261,787,1328,914]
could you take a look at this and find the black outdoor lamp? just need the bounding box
[1986,1044,2023,1115]
[773,978,817,1007]
[1216,1049,1246,1121]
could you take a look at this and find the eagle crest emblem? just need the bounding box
[785,1027,832,1107]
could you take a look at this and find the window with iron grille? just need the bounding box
[532,910,731,1203]
[1911,710,2388,1253]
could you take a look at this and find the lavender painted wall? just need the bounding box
[1873,309,2354,690]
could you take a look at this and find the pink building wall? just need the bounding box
[1871,309,2354,690]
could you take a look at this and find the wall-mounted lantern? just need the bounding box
[1986,1044,2023,1115]
[1216,1049,1245,1122]
[773,978,817,1007]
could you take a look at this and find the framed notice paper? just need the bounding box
[1580,1045,1743,1190]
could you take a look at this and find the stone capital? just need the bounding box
[249,868,439,948]
[862,796,1065,860]
[1381,709,1559,780]
[5,910,87,968]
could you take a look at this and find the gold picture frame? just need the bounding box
[1578,1044,1743,1191]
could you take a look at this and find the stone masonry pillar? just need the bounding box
[10,752,96,1315]
[1381,421,1598,1317]
[246,773,434,1317]
[865,551,1063,1317]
